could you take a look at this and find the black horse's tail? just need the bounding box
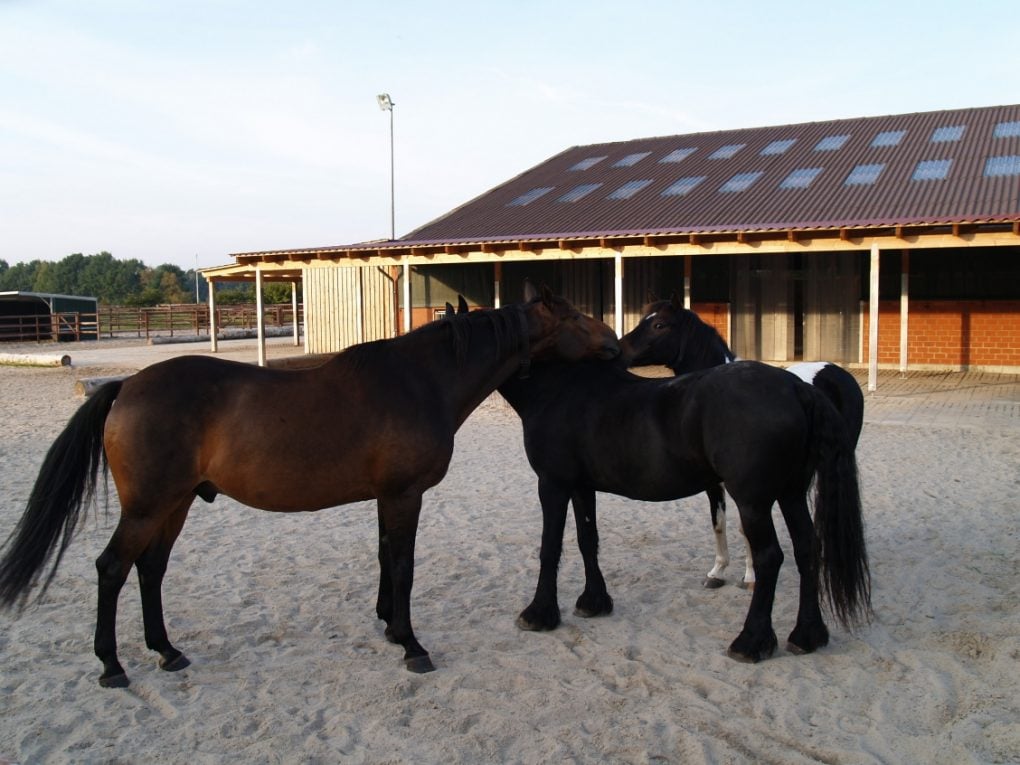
[801,385,872,629]
[0,379,123,609]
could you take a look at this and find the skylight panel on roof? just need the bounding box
[760,139,796,156]
[508,187,554,206]
[662,176,706,197]
[570,156,607,171]
[844,163,885,186]
[993,121,1020,138]
[984,155,1020,177]
[931,125,965,143]
[912,159,952,181]
[659,148,697,163]
[871,130,906,148]
[779,167,823,189]
[814,134,851,151]
[558,183,602,202]
[709,144,746,159]
[613,152,652,167]
[719,172,763,193]
[607,179,653,200]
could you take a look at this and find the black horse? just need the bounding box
[620,292,866,589]
[498,357,871,662]
[0,285,618,686]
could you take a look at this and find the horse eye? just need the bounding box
[653,322,666,330]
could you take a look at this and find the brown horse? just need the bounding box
[0,284,618,687]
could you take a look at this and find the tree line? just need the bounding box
[0,252,295,306]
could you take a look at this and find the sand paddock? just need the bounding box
[1,342,1018,764]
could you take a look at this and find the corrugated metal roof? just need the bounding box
[402,104,1020,244]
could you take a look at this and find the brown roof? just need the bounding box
[400,104,1020,244]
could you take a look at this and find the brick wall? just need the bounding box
[692,302,730,344]
[863,300,1020,368]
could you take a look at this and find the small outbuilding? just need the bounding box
[0,291,100,342]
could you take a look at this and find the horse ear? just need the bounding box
[669,291,683,310]
[444,302,455,318]
[457,295,469,314]
[523,279,539,302]
[646,289,659,303]
[540,283,555,306]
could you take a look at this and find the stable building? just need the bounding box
[204,103,1020,375]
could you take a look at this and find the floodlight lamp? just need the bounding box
[377,93,394,111]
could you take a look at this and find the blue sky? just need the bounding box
[2,0,1018,270]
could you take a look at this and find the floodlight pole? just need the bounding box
[377,93,395,240]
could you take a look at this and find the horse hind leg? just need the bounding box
[726,500,782,663]
[136,500,193,673]
[703,485,729,589]
[778,493,829,655]
[94,499,191,688]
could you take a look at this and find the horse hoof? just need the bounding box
[159,653,191,672]
[516,614,559,632]
[702,576,726,589]
[404,655,436,673]
[574,592,613,618]
[737,580,755,591]
[786,641,811,656]
[99,672,130,689]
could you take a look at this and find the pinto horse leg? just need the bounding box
[516,479,570,631]
[377,493,434,673]
[779,493,829,655]
[136,502,192,673]
[703,484,729,588]
[570,488,613,618]
[375,512,394,626]
[727,502,782,663]
[738,526,756,591]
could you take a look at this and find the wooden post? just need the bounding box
[402,259,411,334]
[614,252,624,336]
[868,242,880,392]
[683,255,692,309]
[209,280,218,352]
[292,281,300,347]
[899,250,909,375]
[256,268,266,367]
[493,262,502,309]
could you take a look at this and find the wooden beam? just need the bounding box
[894,225,905,239]
[787,230,798,243]
[518,241,533,253]
[736,232,746,244]
[839,227,850,241]
[689,233,700,246]
[952,223,961,237]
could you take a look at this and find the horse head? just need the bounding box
[522,281,619,362]
[620,291,734,374]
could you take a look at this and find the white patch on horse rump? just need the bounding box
[787,361,828,384]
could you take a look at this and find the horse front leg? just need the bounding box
[778,493,829,655]
[516,478,570,631]
[136,502,192,674]
[570,487,613,618]
[377,493,434,673]
[375,511,393,625]
[727,501,782,663]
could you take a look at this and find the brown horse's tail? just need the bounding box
[0,379,123,609]
[801,384,873,629]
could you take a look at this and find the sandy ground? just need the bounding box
[0,341,1018,764]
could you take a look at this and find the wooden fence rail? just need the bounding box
[0,304,302,343]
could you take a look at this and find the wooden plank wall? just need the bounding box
[304,266,395,353]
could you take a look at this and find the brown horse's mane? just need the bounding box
[340,303,525,371]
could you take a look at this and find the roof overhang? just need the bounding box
[226,220,1020,271]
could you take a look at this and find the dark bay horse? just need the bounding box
[620,293,865,589]
[0,285,618,687]
[499,357,871,662]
